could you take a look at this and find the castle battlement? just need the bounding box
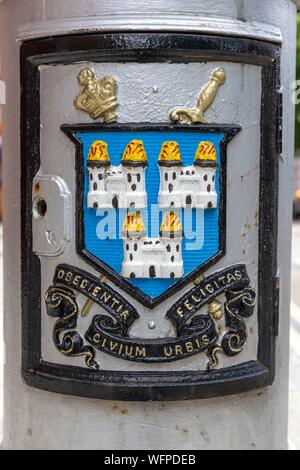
[121,212,184,279]
[158,141,218,209]
[87,140,148,210]
[87,139,218,211]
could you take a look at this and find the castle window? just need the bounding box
[137,173,141,183]
[186,195,192,206]
[130,254,133,261]
[134,243,137,251]
[98,174,103,181]
[93,182,97,191]
[168,184,173,193]
[130,273,136,279]
[127,174,132,183]
[131,184,137,192]
[126,244,129,251]
[204,175,208,182]
[208,202,213,209]
[176,245,180,252]
[212,175,215,182]
[165,173,168,182]
[171,256,175,263]
[186,171,190,175]
[167,245,171,253]
[173,172,176,180]
[170,272,175,279]
[90,174,93,181]
[93,202,98,209]
[149,266,156,278]
[207,184,211,193]
[112,196,118,209]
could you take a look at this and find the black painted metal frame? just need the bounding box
[21,33,280,401]
[61,123,240,308]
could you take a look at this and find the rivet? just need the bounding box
[148,321,156,330]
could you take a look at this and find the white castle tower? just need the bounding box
[87,140,148,209]
[158,141,218,209]
[121,211,183,279]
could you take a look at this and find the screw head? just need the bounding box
[148,321,156,330]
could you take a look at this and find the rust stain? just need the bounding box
[159,403,167,411]
[201,431,210,443]
[112,404,129,416]
[175,425,189,434]
[34,182,40,193]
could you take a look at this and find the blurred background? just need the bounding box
[0,8,299,449]
[289,2,300,450]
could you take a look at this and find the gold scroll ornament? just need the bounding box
[170,67,226,125]
[74,68,118,123]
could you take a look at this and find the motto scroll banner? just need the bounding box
[45,263,256,365]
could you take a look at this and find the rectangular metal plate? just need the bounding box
[21,33,280,400]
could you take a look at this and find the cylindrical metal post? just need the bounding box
[0,0,296,450]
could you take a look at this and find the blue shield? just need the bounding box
[63,124,240,307]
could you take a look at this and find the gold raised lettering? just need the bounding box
[184,300,194,311]
[80,279,89,289]
[57,269,65,280]
[164,346,173,357]
[101,291,111,303]
[120,310,129,320]
[111,298,120,309]
[73,275,81,287]
[176,307,184,319]
[185,342,194,353]
[175,345,183,355]
[125,345,134,357]
[93,333,101,344]
[92,286,101,298]
[205,284,215,294]
[135,346,147,358]
[65,271,73,282]
[109,341,120,352]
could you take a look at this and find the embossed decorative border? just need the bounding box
[21,33,280,400]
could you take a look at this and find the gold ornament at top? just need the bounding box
[74,68,118,123]
[170,67,226,125]
[158,142,182,164]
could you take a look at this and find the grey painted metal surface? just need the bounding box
[18,14,283,44]
[38,61,260,371]
[0,0,296,450]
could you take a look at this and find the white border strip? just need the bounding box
[17,14,283,44]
